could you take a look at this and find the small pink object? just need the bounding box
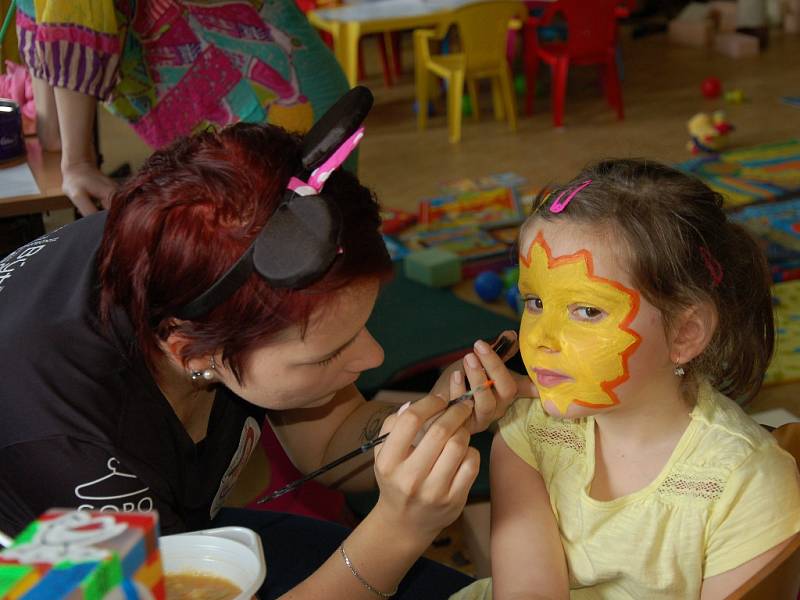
[699,246,724,287]
[0,62,36,134]
[288,127,365,196]
[549,179,593,213]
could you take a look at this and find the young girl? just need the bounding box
[451,159,800,599]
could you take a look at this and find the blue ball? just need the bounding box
[506,284,522,313]
[474,271,504,302]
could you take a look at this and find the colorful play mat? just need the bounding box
[677,139,800,208]
[766,279,800,386]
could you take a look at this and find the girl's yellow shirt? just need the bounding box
[452,382,800,599]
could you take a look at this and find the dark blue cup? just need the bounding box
[0,98,25,162]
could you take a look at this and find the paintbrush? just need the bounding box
[256,380,495,504]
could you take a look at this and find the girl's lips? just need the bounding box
[533,368,573,388]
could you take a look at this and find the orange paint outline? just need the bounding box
[520,231,642,408]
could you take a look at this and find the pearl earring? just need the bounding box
[191,356,217,382]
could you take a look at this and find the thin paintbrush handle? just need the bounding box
[256,381,494,504]
[256,433,390,503]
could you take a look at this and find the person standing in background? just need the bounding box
[16,0,350,215]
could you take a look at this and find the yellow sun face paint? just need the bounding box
[519,231,641,414]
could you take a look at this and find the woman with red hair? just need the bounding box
[0,89,520,598]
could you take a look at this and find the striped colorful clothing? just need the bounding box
[17,0,349,147]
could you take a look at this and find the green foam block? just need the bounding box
[403,248,462,287]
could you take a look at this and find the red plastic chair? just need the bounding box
[522,0,627,126]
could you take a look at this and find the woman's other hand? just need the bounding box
[372,394,479,545]
[61,161,117,216]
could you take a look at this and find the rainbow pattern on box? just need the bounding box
[0,509,164,599]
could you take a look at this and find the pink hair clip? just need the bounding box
[699,246,724,287]
[549,179,593,213]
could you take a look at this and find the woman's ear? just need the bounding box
[669,302,718,364]
[159,322,192,372]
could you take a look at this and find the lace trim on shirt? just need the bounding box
[657,473,725,501]
[529,424,586,454]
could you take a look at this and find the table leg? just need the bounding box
[340,22,362,88]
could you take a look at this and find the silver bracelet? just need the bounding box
[339,543,398,598]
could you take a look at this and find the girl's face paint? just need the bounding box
[518,225,642,415]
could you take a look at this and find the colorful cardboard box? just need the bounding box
[0,509,164,600]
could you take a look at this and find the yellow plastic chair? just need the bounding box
[414,1,526,143]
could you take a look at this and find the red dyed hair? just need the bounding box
[97,123,392,382]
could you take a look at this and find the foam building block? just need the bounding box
[714,32,760,57]
[0,509,164,599]
[668,3,714,46]
[461,502,491,579]
[403,248,462,287]
[710,1,739,31]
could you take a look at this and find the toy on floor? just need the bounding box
[474,271,504,302]
[724,89,746,103]
[501,265,519,290]
[686,111,734,154]
[404,248,462,287]
[473,266,522,312]
[506,284,523,313]
[381,207,417,235]
[701,76,722,98]
[462,94,473,117]
[782,96,800,108]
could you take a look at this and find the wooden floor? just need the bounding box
[88,26,800,577]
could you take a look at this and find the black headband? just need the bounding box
[173,86,374,320]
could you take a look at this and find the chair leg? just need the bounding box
[391,32,403,77]
[377,34,393,87]
[551,58,569,127]
[523,25,540,116]
[415,64,429,131]
[358,40,366,81]
[506,27,518,65]
[448,70,465,143]
[606,60,624,120]
[467,78,480,121]
[491,77,505,121]
[499,66,517,132]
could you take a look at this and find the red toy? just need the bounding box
[380,207,417,235]
[701,76,722,98]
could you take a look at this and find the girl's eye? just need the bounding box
[524,295,543,314]
[572,305,607,322]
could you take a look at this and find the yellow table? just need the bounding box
[309,0,488,87]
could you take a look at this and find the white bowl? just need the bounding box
[159,526,266,599]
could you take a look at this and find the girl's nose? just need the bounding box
[533,316,561,353]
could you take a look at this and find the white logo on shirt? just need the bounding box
[0,236,58,293]
[210,417,261,518]
[74,457,154,513]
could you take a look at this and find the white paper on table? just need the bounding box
[0,162,41,199]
